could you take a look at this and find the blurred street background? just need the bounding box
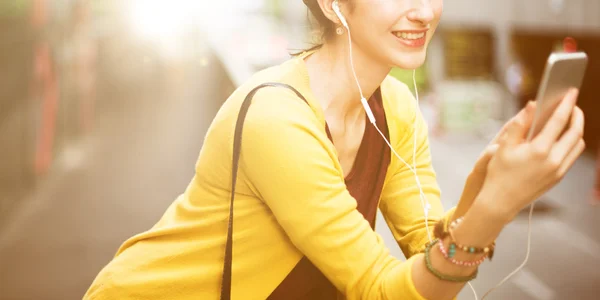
[0,1,599,299]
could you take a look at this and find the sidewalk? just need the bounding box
[1,28,599,300]
[426,133,600,300]
[0,52,228,300]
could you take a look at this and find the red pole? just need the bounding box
[34,43,59,175]
[595,147,600,204]
[31,0,59,175]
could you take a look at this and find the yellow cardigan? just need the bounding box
[84,52,454,300]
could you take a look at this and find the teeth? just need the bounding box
[394,32,425,40]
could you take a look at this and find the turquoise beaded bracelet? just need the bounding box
[424,239,478,283]
[434,217,496,261]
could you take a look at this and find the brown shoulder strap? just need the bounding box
[220,83,310,300]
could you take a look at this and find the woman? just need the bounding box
[84,0,585,299]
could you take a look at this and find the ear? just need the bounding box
[317,0,345,26]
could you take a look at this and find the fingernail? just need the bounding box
[566,90,579,105]
[568,88,579,97]
[527,101,535,111]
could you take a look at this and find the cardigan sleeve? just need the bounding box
[240,88,427,300]
[378,97,455,258]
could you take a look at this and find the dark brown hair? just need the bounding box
[304,0,337,42]
[294,0,350,54]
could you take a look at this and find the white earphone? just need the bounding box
[332,0,432,238]
[331,0,485,298]
[332,0,376,125]
[332,1,538,299]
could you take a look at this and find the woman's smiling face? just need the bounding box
[339,0,443,69]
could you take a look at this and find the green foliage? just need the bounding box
[0,1,31,18]
[389,65,429,94]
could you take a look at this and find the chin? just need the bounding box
[388,50,427,70]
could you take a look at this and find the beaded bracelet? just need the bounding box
[448,218,495,260]
[434,217,496,260]
[448,227,495,260]
[424,239,478,283]
[438,240,487,267]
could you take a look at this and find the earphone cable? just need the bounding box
[343,10,432,241]
[346,30,365,102]
[339,3,479,298]
[481,200,535,299]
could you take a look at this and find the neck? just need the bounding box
[304,38,391,122]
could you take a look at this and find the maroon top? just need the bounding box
[268,88,391,299]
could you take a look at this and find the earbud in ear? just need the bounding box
[332,0,348,28]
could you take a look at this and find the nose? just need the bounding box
[407,0,435,25]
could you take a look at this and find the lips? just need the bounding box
[392,30,428,48]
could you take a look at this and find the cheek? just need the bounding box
[433,0,443,21]
[428,1,444,39]
[354,2,396,34]
[355,13,393,43]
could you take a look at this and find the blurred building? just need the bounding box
[0,0,206,209]
[1,0,599,233]
[200,0,600,146]
[0,1,599,299]
[1,0,43,206]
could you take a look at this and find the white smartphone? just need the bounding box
[527,51,588,140]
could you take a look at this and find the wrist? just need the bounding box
[451,198,506,249]
[475,183,520,224]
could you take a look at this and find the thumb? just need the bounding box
[503,117,528,146]
[454,144,499,220]
[492,101,536,145]
[473,143,499,174]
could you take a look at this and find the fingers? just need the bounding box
[550,106,584,161]
[503,115,529,146]
[473,144,499,174]
[557,139,585,177]
[492,102,536,145]
[521,101,538,136]
[534,88,579,148]
[456,144,502,219]
[551,106,585,174]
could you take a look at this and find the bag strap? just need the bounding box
[220,82,310,300]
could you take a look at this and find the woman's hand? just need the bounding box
[478,88,585,221]
[453,102,537,220]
